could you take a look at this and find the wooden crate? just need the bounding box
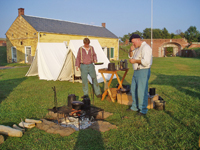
[117,93,133,105]
[109,88,118,100]
[147,94,159,109]
[106,88,118,101]
[117,93,159,108]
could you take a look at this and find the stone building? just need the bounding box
[6,8,119,63]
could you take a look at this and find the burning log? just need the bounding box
[25,119,42,124]
[0,125,23,137]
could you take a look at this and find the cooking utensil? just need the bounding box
[68,94,76,108]
[120,60,124,69]
[82,97,91,110]
[71,101,84,110]
[94,62,104,65]
[124,59,128,69]
[108,63,115,71]
[149,88,156,96]
[52,86,57,111]
[116,65,119,70]
[118,88,130,93]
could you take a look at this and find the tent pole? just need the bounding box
[71,51,75,83]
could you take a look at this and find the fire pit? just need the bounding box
[47,86,104,130]
[48,105,104,130]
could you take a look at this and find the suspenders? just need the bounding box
[80,46,93,64]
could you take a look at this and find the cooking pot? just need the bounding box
[68,94,76,108]
[149,88,156,96]
[116,84,130,93]
[71,101,84,110]
[108,63,115,71]
[118,88,130,93]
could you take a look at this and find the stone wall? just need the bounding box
[124,38,188,57]
[189,42,200,48]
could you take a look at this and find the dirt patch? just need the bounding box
[39,110,115,136]
[88,120,117,132]
[36,119,76,136]
[36,117,117,136]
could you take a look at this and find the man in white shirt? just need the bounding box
[126,34,152,116]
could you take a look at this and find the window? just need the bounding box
[11,47,17,62]
[25,46,31,63]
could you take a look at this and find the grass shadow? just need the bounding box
[74,127,105,150]
[0,77,26,103]
[164,110,199,137]
[150,73,200,99]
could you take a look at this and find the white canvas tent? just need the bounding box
[26,40,115,83]
[26,43,68,80]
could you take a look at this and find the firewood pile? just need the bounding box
[0,118,42,143]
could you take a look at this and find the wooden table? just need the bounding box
[98,68,129,102]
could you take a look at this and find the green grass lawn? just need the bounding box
[0,46,7,66]
[0,46,200,149]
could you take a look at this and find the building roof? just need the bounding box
[22,15,118,39]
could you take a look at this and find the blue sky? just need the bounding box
[1,0,200,38]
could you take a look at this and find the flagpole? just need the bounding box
[151,0,153,49]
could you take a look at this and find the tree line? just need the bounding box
[120,26,200,44]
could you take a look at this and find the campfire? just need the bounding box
[60,116,92,131]
[47,86,104,130]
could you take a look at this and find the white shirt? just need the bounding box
[82,46,90,54]
[128,41,153,70]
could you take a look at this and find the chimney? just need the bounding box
[102,23,106,28]
[18,8,24,16]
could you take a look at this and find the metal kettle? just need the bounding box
[123,59,128,69]
[120,60,124,69]
[82,97,91,110]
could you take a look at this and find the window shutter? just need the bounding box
[111,48,114,58]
